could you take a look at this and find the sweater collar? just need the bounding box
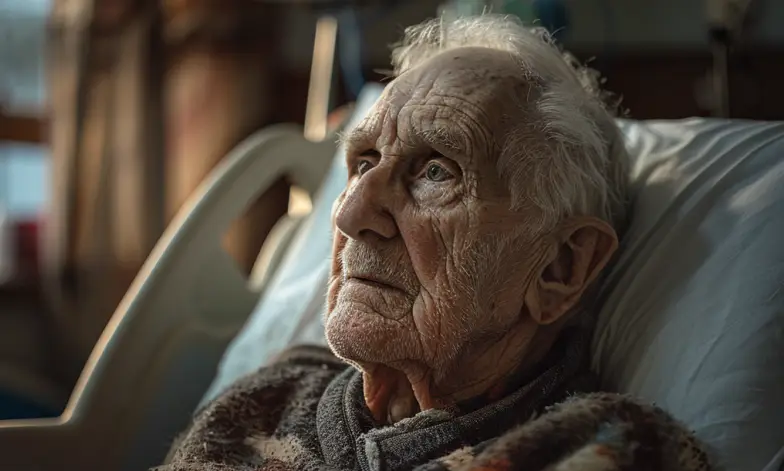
[316,321,595,471]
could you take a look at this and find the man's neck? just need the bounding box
[363,320,564,424]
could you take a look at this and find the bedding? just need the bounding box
[203,84,784,470]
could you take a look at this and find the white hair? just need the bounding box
[390,14,629,233]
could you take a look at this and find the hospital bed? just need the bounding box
[0,84,782,471]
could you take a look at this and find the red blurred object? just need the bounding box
[16,218,40,279]
[0,216,44,286]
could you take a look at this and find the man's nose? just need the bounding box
[335,169,398,241]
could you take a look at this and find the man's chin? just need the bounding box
[324,302,421,367]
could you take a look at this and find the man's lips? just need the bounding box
[346,275,406,293]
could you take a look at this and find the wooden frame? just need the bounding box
[0,112,46,145]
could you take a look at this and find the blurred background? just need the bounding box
[0,0,781,420]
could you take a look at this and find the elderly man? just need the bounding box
[158,15,711,471]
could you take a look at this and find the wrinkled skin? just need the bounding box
[325,47,618,424]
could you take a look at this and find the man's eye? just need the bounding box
[425,162,452,182]
[357,160,374,176]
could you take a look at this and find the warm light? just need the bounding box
[289,186,312,217]
[304,16,338,142]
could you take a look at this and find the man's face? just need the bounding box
[325,47,544,390]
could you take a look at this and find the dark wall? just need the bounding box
[580,48,784,120]
[271,1,784,123]
[272,46,784,124]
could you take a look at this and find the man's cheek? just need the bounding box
[333,231,347,259]
[402,217,447,284]
[327,232,348,313]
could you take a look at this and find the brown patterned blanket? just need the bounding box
[155,324,712,471]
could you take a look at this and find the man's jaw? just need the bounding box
[359,323,555,424]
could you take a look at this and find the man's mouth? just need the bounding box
[348,275,405,293]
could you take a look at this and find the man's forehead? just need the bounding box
[388,47,524,99]
[344,47,529,154]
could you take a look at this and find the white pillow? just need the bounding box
[593,118,784,471]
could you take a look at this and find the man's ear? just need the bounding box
[525,217,619,325]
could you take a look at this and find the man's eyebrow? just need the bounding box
[337,128,373,152]
[337,126,466,154]
[415,128,464,152]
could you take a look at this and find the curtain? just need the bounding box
[44,0,289,384]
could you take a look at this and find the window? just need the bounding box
[0,0,50,218]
